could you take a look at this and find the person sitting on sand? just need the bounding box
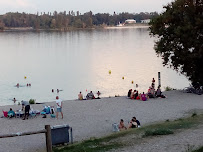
[86,91,95,100]
[134,91,138,99]
[148,87,155,98]
[127,89,132,98]
[156,85,166,98]
[96,91,101,99]
[130,90,136,99]
[78,91,83,100]
[133,117,141,127]
[136,92,141,100]
[119,119,127,130]
[141,92,147,101]
[128,119,138,129]
[7,108,15,118]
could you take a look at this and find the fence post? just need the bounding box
[45,125,52,152]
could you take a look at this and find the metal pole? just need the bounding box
[45,125,52,152]
[70,127,73,144]
[158,72,161,87]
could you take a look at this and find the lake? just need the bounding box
[0,27,190,106]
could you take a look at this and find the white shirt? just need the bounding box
[56,99,62,108]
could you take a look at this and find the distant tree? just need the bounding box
[0,20,5,30]
[74,18,83,28]
[149,0,203,87]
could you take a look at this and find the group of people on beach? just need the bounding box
[118,117,141,131]
[127,78,165,101]
[78,91,101,100]
[4,95,63,120]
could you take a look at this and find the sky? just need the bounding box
[0,0,174,15]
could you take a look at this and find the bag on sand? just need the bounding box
[112,123,119,132]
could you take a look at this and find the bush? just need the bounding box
[29,99,35,104]
[143,128,174,137]
[191,112,197,118]
[165,86,173,91]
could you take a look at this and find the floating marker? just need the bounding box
[122,76,124,80]
[131,81,134,84]
[24,76,27,79]
[109,70,111,74]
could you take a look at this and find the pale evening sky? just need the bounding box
[0,0,174,15]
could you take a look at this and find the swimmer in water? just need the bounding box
[13,98,16,103]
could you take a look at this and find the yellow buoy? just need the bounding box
[109,70,111,74]
[122,76,124,80]
[131,80,134,84]
[24,76,27,79]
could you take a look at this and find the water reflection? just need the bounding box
[0,28,189,105]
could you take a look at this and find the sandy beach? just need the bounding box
[0,90,203,152]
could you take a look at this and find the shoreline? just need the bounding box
[2,24,149,32]
[0,90,202,152]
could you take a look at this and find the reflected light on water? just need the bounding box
[0,28,190,105]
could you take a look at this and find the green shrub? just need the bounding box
[192,146,203,152]
[191,112,197,118]
[29,99,35,104]
[143,128,174,137]
[165,86,173,91]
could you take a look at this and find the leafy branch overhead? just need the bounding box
[149,0,203,87]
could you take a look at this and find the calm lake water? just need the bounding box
[0,27,190,106]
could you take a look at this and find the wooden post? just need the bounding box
[45,125,52,152]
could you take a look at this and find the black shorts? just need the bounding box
[25,105,30,114]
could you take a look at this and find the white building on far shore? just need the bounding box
[141,19,151,23]
[125,19,136,24]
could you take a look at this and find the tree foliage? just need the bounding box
[149,0,203,87]
[0,11,158,30]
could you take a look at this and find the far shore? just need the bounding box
[0,90,202,152]
[2,23,149,32]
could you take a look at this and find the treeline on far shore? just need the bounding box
[0,11,158,31]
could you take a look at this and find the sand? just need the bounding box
[0,90,203,152]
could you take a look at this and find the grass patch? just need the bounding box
[54,114,203,152]
[191,112,197,118]
[143,128,173,137]
[53,137,122,152]
[192,146,203,152]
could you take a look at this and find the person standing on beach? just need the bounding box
[21,100,30,120]
[56,96,63,119]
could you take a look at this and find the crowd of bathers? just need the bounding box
[127,78,165,101]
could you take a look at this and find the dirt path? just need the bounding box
[110,124,203,152]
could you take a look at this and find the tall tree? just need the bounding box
[149,0,203,87]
